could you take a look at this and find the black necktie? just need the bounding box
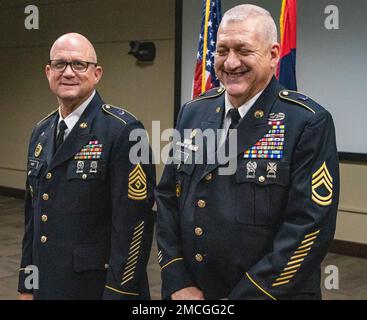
[55,120,67,151]
[228,108,241,131]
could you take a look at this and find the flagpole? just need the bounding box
[201,0,211,94]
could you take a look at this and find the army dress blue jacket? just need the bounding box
[156,77,339,300]
[18,92,155,300]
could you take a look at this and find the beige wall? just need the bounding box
[0,0,175,188]
[0,1,366,246]
[336,163,367,244]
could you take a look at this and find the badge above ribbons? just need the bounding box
[128,163,147,201]
[311,162,333,206]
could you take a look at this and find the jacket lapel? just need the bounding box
[31,114,58,168]
[199,95,225,163]
[48,92,104,171]
[201,77,283,178]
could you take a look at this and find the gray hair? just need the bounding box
[221,4,278,45]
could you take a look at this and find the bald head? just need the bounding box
[50,33,97,62]
[220,4,278,46]
[46,32,103,114]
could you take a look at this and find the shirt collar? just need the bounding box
[58,90,95,131]
[224,90,263,119]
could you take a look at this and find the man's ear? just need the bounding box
[94,66,103,84]
[270,42,281,68]
[45,64,51,80]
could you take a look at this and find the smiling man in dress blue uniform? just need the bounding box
[156,5,339,300]
[18,33,155,300]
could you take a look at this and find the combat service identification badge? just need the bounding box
[128,163,147,200]
[311,162,333,206]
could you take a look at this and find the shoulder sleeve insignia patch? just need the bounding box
[128,163,147,200]
[311,162,333,206]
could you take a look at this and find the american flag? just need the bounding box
[192,0,222,98]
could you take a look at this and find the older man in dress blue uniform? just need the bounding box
[18,33,155,300]
[156,5,339,300]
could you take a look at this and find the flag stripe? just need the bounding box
[202,0,211,93]
[277,0,298,91]
[279,0,286,41]
[192,0,222,98]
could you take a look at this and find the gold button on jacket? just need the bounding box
[197,200,206,208]
[195,227,203,236]
[195,254,204,262]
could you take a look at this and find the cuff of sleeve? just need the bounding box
[18,269,34,294]
[161,258,195,300]
[103,285,141,300]
[228,272,277,300]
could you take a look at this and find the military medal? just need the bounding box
[90,161,98,173]
[246,161,257,179]
[76,161,85,173]
[266,162,277,179]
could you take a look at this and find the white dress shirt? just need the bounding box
[57,90,96,140]
[218,90,263,147]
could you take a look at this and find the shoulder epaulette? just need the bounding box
[102,104,138,125]
[279,90,316,114]
[186,87,226,106]
[37,109,58,125]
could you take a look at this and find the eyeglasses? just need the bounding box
[48,60,98,73]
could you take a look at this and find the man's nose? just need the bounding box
[224,51,241,70]
[62,64,76,77]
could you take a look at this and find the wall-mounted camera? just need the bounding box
[128,41,156,62]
